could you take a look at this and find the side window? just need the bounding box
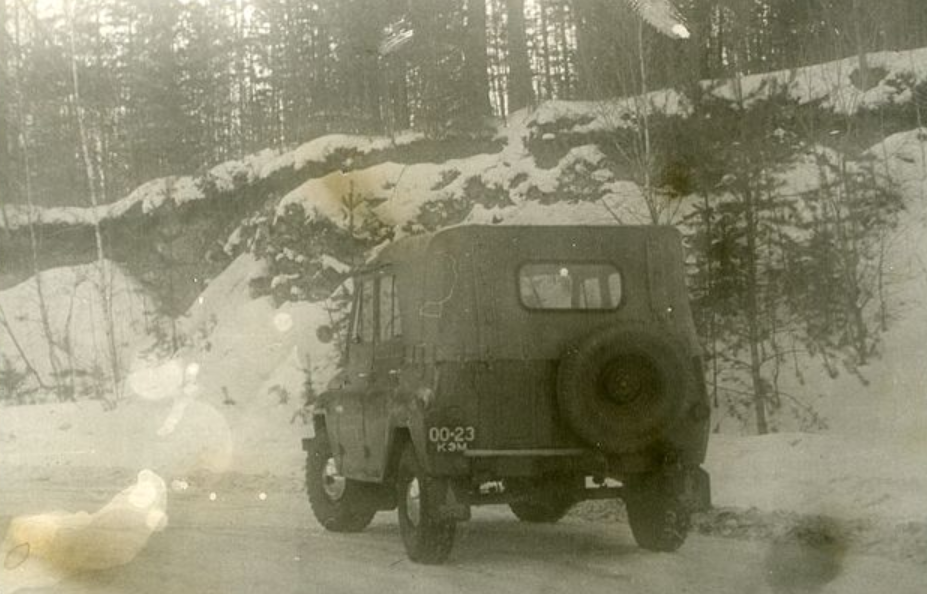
[356,278,376,343]
[378,275,402,341]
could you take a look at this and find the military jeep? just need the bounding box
[303,225,711,564]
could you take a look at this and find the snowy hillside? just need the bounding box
[4,47,927,234]
[1,50,926,561]
[3,124,926,525]
[529,47,927,138]
[0,253,342,478]
[0,133,425,232]
[271,116,656,238]
[736,129,927,441]
[0,262,151,401]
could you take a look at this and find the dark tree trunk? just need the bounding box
[852,0,871,90]
[0,0,11,219]
[557,1,574,98]
[505,0,533,112]
[538,1,554,99]
[465,0,493,117]
[571,0,622,99]
[743,183,769,436]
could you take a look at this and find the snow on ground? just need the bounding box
[277,126,654,235]
[707,432,926,523]
[2,93,927,548]
[0,261,151,398]
[528,89,690,135]
[705,48,927,114]
[0,252,340,480]
[692,128,927,537]
[0,397,232,478]
[756,129,927,439]
[168,252,340,475]
[260,131,424,179]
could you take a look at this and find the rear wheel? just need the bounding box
[305,433,377,532]
[396,443,456,564]
[624,472,690,552]
[509,493,574,523]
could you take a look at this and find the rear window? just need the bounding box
[519,262,622,310]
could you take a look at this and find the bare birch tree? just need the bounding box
[9,0,66,400]
[65,0,122,403]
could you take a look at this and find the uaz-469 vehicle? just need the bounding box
[303,225,711,564]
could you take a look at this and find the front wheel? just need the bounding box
[624,472,691,552]
[396,443,456,564]
[305,434,377,532]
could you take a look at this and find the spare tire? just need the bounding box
[556,327,690,454]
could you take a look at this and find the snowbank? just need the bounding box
[0,254,340,479]
[161,252,340,474]
[530,47,927,137]
[0,132,422,231]
[746,129,927,441]
[707,433,927,523]
[8,45,927,234]
[711,48,927,114]
[0,261,152,399]
[276,139,654,235]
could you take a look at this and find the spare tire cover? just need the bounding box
[556,327,690,454]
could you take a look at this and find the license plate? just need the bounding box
[428,426,475,453]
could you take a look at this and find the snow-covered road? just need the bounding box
[1,467,924,594]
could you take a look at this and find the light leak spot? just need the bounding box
[4,542,30,570]
[0,469,168,587]
[273,312,294,333]
[145,509,167,531]
[128,359,183,401]
[258,492,267,501]
[128,480,158,509]
[209,492,217,502]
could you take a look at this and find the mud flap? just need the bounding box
[436,479,471,522]
[678,467,711,512]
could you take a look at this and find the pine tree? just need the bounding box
[0,0,10,227]
[464,0,493,118]
[505,0,533,111]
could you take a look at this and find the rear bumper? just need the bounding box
[462,448,587,457]
[431,446,670,480]
[433,452,622,516]
[435,453,711,512]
